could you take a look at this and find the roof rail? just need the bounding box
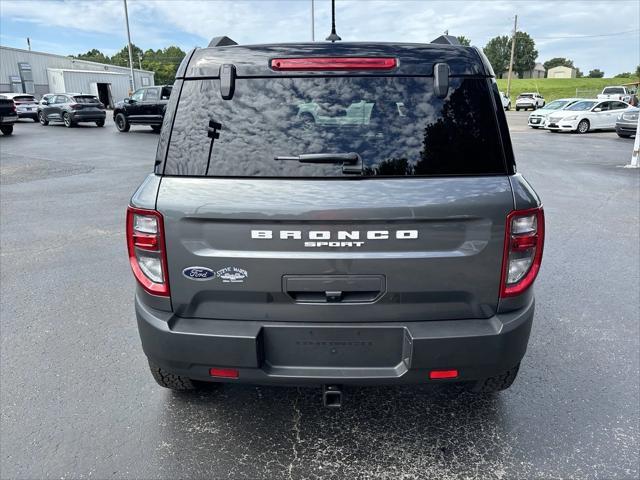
[431,35,461,46]
[208,36,238,48]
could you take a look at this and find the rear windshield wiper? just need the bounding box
[274,152,362,174]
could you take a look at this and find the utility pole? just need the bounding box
[123,0,136,91]
[26,37,31,51]
[138,54,142,70]
[506,14,517,98]
[311,0,315,41]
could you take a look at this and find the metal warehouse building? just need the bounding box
[0,45,154,108]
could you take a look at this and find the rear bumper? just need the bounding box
[16,111,38,119]
[136,295,535,386]
[70,111,106,122]
[0,114,18,125]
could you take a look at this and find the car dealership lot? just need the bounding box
[1,113,638,479]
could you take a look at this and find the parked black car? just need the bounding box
[38,94,106,127]
[113,85,173,133]
[0,96,18,135]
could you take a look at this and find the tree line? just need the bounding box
[457,34,639,79]
[72,45,186,85]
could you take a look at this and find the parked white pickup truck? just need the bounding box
[597,86,632,103]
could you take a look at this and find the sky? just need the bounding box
[0,0,639,76]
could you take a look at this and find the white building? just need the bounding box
[547,65,577,79]
[0,45,154,107]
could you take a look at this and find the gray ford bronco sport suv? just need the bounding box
[127,35,544,406]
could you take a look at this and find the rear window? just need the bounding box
[13,95,36,102]
[163,76,507,177]
[73,96,99,104]
[603,87,624,94]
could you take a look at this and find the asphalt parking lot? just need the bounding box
[1,111,638,479]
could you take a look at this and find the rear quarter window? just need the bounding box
[163,76,508,177]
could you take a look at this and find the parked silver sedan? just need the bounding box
[615,107,638,138]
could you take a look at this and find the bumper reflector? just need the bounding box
[429,369,459,380]
[209,367,239,379]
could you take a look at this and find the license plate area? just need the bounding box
[262,326,410,369]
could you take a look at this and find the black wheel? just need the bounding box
[63,112,74,128]
[0,125,13,135]
[531,126,539,129]
[151,125,162,133]
[470,363,520,393]
[549,129,559,133]
[505,104,510,111]
[148,361,197,391]
[617,133,631,138]
[515,107,520,111]
[95,119,105,127]
[38,111,49,126]
[115,113,130,132]
[577,119,590,134]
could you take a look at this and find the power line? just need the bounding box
[532,28,639,40]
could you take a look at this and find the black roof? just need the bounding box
[177,42,490,79]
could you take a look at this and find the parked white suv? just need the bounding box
[515,93,545,111]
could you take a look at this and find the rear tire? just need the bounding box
[577,119,590,134]
[617,133,631,138]
[148,361,197,391]
[0,125,13,135]
[63,112,74,128]
[151,125,162,133]
[38,111,49,126]
[96,119,105,127]
[515,107,520,111]
[115,113,130,132]
[470,363,520,393]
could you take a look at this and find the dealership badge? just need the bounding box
[214,266,248,283]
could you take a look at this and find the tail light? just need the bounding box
[70,104,83,110]
[10,103,16,113]
[500,207,545,297]
[126,206,170,296]
[270,57,397,71]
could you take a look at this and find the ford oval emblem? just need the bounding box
[182,266,215,281]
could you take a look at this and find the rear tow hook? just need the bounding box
[322,384,343,408]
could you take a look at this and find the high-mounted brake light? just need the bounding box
[500,207,545,298]
[270,57,397,71]
[126,206,170,296]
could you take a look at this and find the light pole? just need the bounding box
[123,0,136,92]
[506,14,517,98]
